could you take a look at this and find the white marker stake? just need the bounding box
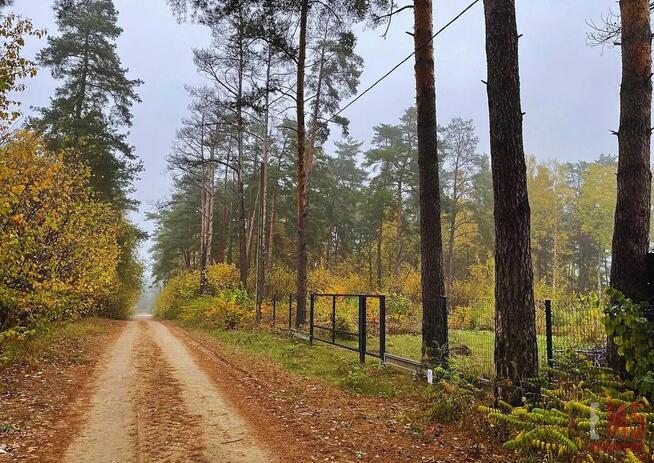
[427,368,433,384]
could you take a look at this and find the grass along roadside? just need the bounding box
[177,322,428,398]
[171,321,507,462]
[174,321,496,417]
[0,317,117,367]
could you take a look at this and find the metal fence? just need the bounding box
[263,295,608,378]
[266,293,386,364]
[446,298,607,377]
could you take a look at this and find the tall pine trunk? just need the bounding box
[199,147,215,294]
[256,48,273,324]
[267,183,276,272]
[376,219,383,289]
[246,180,260,266]
[446,207,457,299]
[414,0,448,365]
[236,17,248,286]
[295,0,310,327]
[608,0,652,370]
[216,159,230,263]
[395,180,403,275]
[483,0,538,382]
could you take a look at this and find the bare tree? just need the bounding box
[586,2,654,46]
[441,118,481,299]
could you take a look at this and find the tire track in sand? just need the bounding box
[63,321,139,463]
[148,321,274,463]
[63,319,275,462]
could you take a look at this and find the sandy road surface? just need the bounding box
[63,318,275,463]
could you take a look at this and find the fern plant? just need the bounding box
[479,355,653,462]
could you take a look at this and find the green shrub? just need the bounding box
[423,380,476,423]
[604,288,654,396]
[265,265,296,301]
[387,293,411,315]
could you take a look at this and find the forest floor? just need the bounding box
[0,317,509,462]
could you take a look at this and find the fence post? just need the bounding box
[272,297,276,326]
[288,293,292,330]
[379,295,386,363]
[545,299,553,365]
[309,294,315,345]
[331,295,336,343]
[358,295,367,364]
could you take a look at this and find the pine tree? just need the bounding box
[483,0,538,383]
[34,0,143,210]
[413,0,448,365]
[609,0,652,371]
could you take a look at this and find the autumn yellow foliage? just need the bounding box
[155,263,244,322]
[0,132,129,334]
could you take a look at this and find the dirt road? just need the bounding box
[63,318,275,463]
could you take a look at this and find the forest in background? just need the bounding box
[2,0,651,394]
[151,104,624,306]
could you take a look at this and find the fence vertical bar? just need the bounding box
[379,295,386,362]
[331,295,336,343]
[545,299,553,365]
[272,297,276,326]
[309,294,315,345]
[358,295,367,364]
[288,293,292,330]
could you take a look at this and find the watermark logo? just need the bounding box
[590,401,646,453]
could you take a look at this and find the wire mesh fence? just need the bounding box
[444,298,607,377]
[260,294,608,379]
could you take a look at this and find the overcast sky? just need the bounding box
[10,0,625,270]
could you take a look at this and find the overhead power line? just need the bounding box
[320,0,481,129]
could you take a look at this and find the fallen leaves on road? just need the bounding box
[173,325,508,463]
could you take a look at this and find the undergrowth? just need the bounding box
[478,355,654,462]
[0,317,113,366]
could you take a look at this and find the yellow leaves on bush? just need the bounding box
[264,265,296,300]
[205,264,240,292]
[155,263,241,320]
[179,295,254,330]
[0,132,121,329]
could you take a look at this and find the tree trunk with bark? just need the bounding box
[267,183,276,272]
[609,0,652,370]
[255,48,273,324]
[376,219,383,289]
[446,157,461,298]
[295,0,310,327]
[414,0,448,365]
[395,180,403,275]
[216,160,230,263]
[199,144,216,294]
[483,0,539,382]
[236,17,248,286]
[246,178,260,267]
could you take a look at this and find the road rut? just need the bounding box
[62,318,275,463]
